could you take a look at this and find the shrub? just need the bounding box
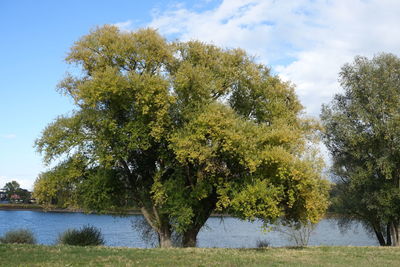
[57,225,104,246]
[256,239,270,248]
[0,229,36,244]
[273,221,316,247]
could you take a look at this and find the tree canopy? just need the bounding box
[3,181,20,197]
[321,53,400,246]
[35,25,329,247]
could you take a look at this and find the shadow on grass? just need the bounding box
[285,246,307,250]
[235,246,308,253]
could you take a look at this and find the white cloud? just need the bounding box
[113,20,134,32]
[2,134,16,139]
[147,0,400,116]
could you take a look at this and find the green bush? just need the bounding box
[0,229,36,244]
[57,225,104,246]
[256,239,269,248]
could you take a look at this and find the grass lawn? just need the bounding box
[1,244,399,266]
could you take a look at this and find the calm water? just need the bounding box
[0,210,378,247]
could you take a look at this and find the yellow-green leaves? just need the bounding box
[171,41,242,106]
[66,26,172,75]
[35,113,86,165]
[33,155,87,208]
[169,103,263,174]
[75,66,129,107]
[170,101,328,225]
[231,180,284,222]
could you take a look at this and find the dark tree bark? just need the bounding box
[181,191,217,247]
[182,228,200,247]
[386,223,391,246]
[373,227,386,246]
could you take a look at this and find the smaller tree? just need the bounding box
[2,181,32,203]
[321,53,400,246]
[3,181,20,199]
[273,221,316,247]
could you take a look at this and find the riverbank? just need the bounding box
[1,204,340,219]
[0,244,398,266]
[0,203,43,211]
[0,203,142,214]
[0,203,230,216]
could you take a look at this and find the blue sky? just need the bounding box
[0,0,172,189]
[1,0,400,190]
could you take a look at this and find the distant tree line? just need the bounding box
[1,180,31,203]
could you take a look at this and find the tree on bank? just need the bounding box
[35,25,329,247]
[2,180,31,203]
[321,53,400,246]
[3,181,20,198]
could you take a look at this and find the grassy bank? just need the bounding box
[0,244,399,266]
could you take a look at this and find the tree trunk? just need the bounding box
[386,223,391,246]
[181,192,217,247]
[373,228,386,246]
[390,173,400,246]
[159,226,173,248]
[141,206,173,248]
[389,221,399,246]
[182,228,200,247]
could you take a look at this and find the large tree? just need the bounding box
[35,25,328,247]
[321,53,400,246]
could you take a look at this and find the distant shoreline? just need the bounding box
[0,203,44,211]
[0,204,233,217]
[0,204,337,218]
[0,203,142,215]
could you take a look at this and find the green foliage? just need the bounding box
[3,181,20,197]
[34,161,132,212]
[57,225,104,246]
[77,168,132,213]
[321,53,400,246]
[0,229,36,244]
[33,156,87,208]
[35,25,329,247]
[231,180,284,222]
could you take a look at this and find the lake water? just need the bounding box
[0,210,378,247]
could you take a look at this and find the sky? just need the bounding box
[1,0,400,190]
